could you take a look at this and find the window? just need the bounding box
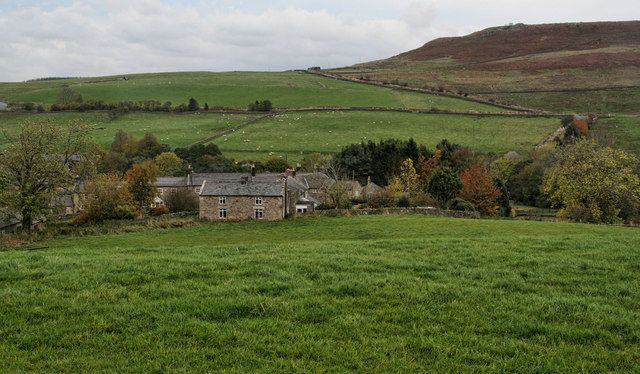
[255,208,264,220]
[296,207,307,213]
[219,209,227,219]
[255,196,263,205]
[195,187,201,194]
[157,188,164,194]
[219,196,226,205]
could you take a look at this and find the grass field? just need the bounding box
[1,215,639,372]
[218,111,560,161]
[592,115,640,153]
[0,71,501,112]
[477,89,640,115]
[0,112,256,150]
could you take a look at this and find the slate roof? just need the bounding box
[200,181,285,197]
[294,172,335,190]
[191,173,283,186]
[155,177,187,187]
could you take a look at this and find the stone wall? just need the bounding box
[309,207,481,219]
[200,195,284,221]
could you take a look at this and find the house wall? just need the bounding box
[200,195,284,221]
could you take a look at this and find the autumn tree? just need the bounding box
[542,139,640,223]
[77,173,135,223]
[125,160,158,217]
[459,164,501,216]
[57,87,83,104]
[0,122,95,234]
[154,152,183,176]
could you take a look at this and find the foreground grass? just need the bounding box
[0,71,500,112]
[219,111,559,160]
[1,215,639,372]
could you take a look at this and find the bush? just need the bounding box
[397,195,411,207]
[449,198,477,212]
[76,173,135,223]
[165,189,199,213]
[151,206,169,216]
[188,97,199,111]
[368,189,395,208]
[248,100,273,112]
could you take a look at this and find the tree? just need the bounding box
[204,103,209,111]
[154,152,183,176]
[77,173,135,223]
[125,160,158,217]
[165,189,199,213]
[300,152,332,172]
[57,87,83,104]
[542,139,640,223]
[188,97,199,111]
[397,158,419,193]
[426,167,462,207]
[459,164,501,216]
[110,129,136,154]
[327,181,351,209]
[0,122,94,234]
[264,157,291,172]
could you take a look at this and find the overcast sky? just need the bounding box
[0,0,637,81]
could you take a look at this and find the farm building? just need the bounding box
[0,101,7,111]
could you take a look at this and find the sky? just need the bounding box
[0,0,638,81]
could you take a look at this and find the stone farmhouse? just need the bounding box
[154,168,380,221]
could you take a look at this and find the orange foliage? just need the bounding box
[459,164,501,216]
[574,119,589,136]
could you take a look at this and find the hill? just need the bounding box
[328,21,640,114]
[0,71,500,112]
[1,215,639,372]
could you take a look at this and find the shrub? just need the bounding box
[368,189,395,208]
[165,189,199,213]
[248,100,273,112]
[76,173,135,223]
[151,206,169,216]
[397,195,411,207]
[449,198,477,212]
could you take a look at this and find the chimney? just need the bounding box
[367,176,371,185]
[187,164,193,186]
[251,164,256,181]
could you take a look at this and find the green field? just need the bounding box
[1,215,639,372]
[218,111,560,160]
[591,115,640,154]
[477,89,640,115]
[1,111,560,160]
[0,112,256,150]
[0,71,501,112]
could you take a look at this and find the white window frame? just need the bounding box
[255,208,264,220]
[255,196,263,205]
[296,207,307,213]
[219,196,227,205]
[157,188,164,194]
[219,208,227,219]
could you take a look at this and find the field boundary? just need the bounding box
[306,70,544,114]
[473,85,640,95]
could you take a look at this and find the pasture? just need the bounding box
[0,112,256,150]
[1,215,639,372]
[217,111,560,161]
[0,71,501,112]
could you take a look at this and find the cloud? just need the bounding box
[0,1,433,81]
[0,0,636,81]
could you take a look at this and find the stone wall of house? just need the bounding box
[200,196,284,221]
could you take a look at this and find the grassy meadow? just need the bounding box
[592,115,640,153]
[1,215,639,372]
[0,112,256,150]
[218,111,560,161]
[0,71,500,112]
